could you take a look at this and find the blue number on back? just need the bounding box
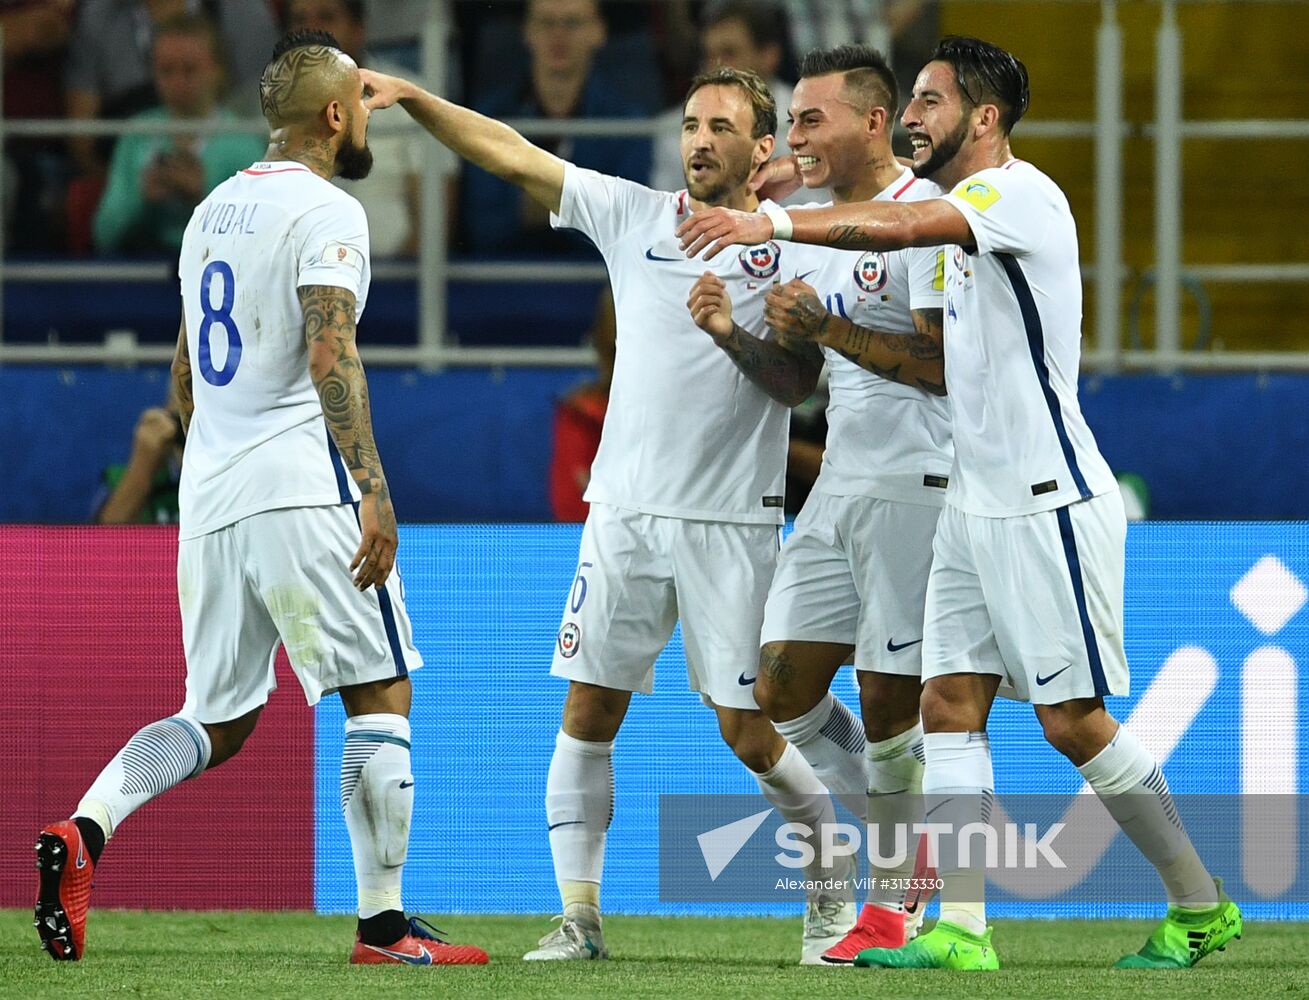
[197,260,242,386]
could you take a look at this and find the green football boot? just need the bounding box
[854,920,1000,970]
[1115,880,1243,969]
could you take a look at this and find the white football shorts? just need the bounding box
[177,503,422,723]
[922,490,1130,705]
[761,491,941,675]
[550,502,779,711]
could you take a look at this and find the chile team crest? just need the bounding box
[738,241,781,279]
[853,251,889,292]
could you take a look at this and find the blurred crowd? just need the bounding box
[1,0,936,260]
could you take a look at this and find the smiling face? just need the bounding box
[901,60,974,183]
[786,72,880,191]
[680,83,772,205]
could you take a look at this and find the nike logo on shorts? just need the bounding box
[1035,665,1073,686]
[886,637,923,652]
[645,247,680,262]
[737,672,757,686]
[399,780,414,789]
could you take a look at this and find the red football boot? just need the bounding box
[350,916,489,966]
[820,903,908,964]
[34,820,95,961]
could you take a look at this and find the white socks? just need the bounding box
[865,723,925,910]
[772,693,868,820]
[922,731,993,935]
[754,741,840,883]
[545,730,614,922]
[75,715,212,838]
[341,714,413,919]
[1078,725,1217,908]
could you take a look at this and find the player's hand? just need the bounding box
[687,271,734,341]
[749,154,802,202]
[764,279,831,342]
[677,206,772,261]
[360,68,417,111]
[351,488,398,590]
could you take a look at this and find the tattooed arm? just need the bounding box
[299,284,397,590]
[170,318,194,435]
[765,280,946,396]
[687,272,822,407]
[678,198,975,260]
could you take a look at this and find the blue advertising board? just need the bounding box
[314,522,1309,919]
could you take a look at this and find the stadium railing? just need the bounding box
[0,0,1304,371]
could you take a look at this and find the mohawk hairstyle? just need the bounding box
[269,28,341,62]
[932,36,1030,132]
[798,44,898,117]
[260,30,347,125]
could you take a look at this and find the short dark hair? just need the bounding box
[703,1,785,51]
[798,44,898,117]
[931,36,1030,132]
[684,66,777,139]
[269,28,342,64]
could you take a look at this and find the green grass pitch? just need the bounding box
[3,910,1303,999]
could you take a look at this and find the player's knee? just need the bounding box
[918,683,961,733]
[561,682,628,742]
[717,709,783,772]
[754,644,799,721]
[1037,710,1084,760]
[202,705,263,768]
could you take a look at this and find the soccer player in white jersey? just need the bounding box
[361,65,855,964]
[737,44,953,964]
[33,30,487,967]
[677,35,1242,972]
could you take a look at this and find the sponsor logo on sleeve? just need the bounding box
[933,250,946,291]
[320,242,363,271]
[953,178,1001,212]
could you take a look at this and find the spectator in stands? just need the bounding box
[459,0,653,256]
[92,14,265,256]
[2,0,76,252]
[285,0,445,257]
[549,286,616,521]
[64,0,277,178]
[93,400,183,524]
[650,2,824,204]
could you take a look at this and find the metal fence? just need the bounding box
[0,0,1303,370]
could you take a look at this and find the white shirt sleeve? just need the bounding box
[294,195,370,297]
[907,244,947,311]
[940,166,1052,257]
[550,162,647,251]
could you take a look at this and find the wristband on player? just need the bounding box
[758,199,793,241]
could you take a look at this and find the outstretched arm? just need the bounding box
[688,272,822,407]
[299,284,397,591]
[678,198,975,261]
[361,68,565,214]
[765,280,945,396]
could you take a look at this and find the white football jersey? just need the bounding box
[940,160,1117,516]
[783,169,952,506]
[176,161,371,539]
[551,162,789,524]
